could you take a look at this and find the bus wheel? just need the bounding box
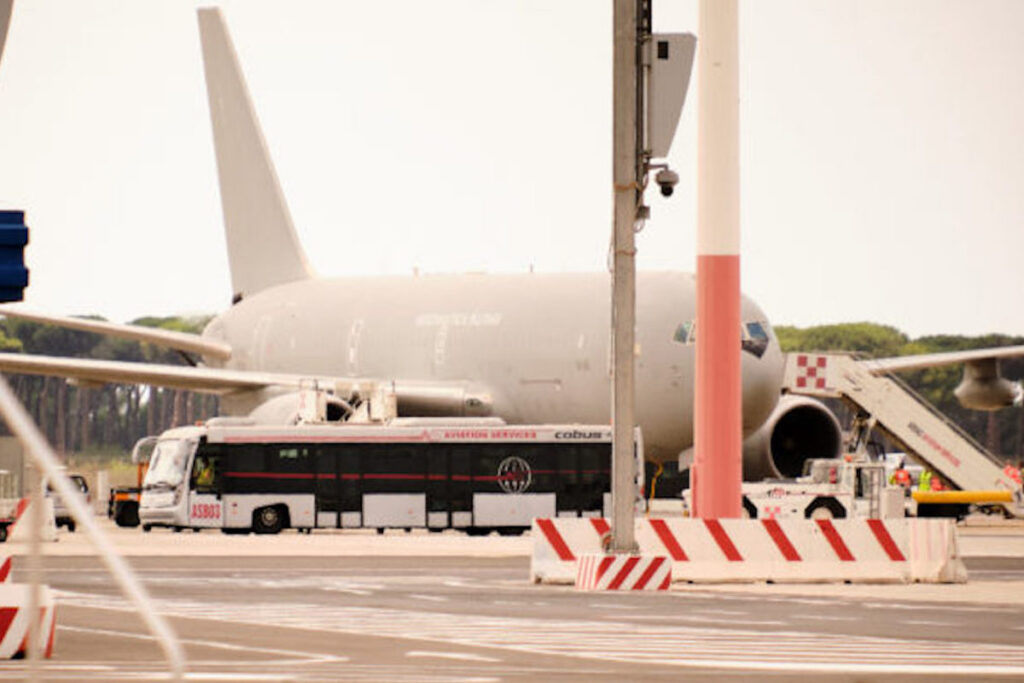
[466,527,491,537]
[376,528,384,535]
[253,506,284,534]
[742,496,758,519]
[142,524,152,533]
[497,528,524,537]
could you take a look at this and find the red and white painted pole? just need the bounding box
[694,0,742,518]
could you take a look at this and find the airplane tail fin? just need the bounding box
[197,8,313,304]
[0,1,13,68]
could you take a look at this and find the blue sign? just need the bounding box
[0,211,28,302]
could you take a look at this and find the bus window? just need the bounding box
[266,444,314,493]
[361,444,424,494]
[578,444,608,512]
[191,443,224,494]
[269,445,313,473]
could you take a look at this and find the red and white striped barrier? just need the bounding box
[0,555,11,582]
[575,554,671,591]
[531,517,966,584]
[0,583,56,659]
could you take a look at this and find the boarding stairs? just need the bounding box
[783,353,1024,517]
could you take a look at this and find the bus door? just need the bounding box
[315,445,340,528]
[189,446,224,528]
[338,449,361,528]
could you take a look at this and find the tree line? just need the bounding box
[775,322,1024,461]
[0,315,219,458]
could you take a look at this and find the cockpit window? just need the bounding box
[672,319,772,358]
[673,322,694,344]
[746,321,768,341]
[742,321,770,358]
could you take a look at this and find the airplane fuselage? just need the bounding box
[202,270,785,464]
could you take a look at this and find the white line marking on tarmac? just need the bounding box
[324,587,373,596]
[406,650,502,663]
[617,615,788,627]
[409,594,448,602]
[58,625,347,665]
[56,590,1024,676]
[900,620,955,627]
[795,614,858,622]
[689,609,748,617]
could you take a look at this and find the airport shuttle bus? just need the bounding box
[137,420,643,535]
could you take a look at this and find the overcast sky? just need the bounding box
[0,0,1021,337]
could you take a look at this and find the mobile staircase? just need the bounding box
[783,352,1024,518]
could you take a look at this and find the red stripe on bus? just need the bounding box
[649,518,688,561]
[704,519,743,561]
[606,556,641,589]
[366,474,425,480]
[762,519,801,561]
[225,472,314,479]
[590,518,610,537]
[867,519,906,561]
[816,519,855,561]
[632,556,665,590]
[536,519,574,561]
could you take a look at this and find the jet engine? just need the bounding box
[741,394,843,480]
[953,359,1024,411]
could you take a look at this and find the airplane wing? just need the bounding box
[0,306,232,360]
[0,352,493,416]
[0,352,333,393]
[860,345,1024,374]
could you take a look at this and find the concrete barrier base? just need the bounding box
[575,554,671,590]
[532,517,967,585]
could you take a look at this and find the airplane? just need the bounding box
[0,7,1021,482]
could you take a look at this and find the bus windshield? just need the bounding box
[142,439,193,490]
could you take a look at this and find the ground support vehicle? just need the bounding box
[49,473,89,532]
[683,457,904,520]
[138,419,643,535]
[784,352,1024,518]
[107,437,155,527]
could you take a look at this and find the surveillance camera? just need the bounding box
[655,168,679,197]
